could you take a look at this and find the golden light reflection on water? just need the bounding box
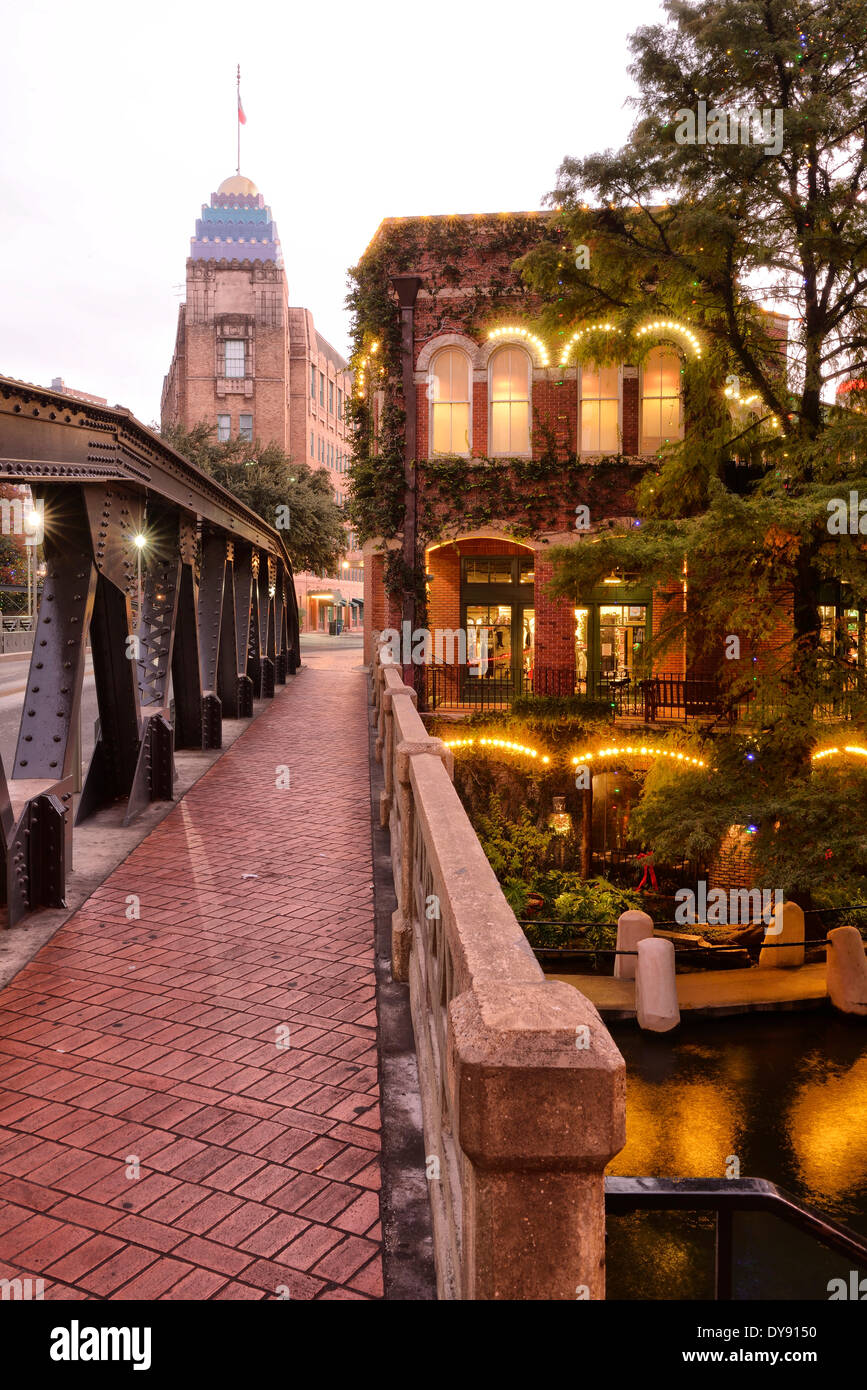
[787,1054,867,1202]
[608,1075,740,1178]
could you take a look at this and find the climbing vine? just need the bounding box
[345,214,571,597]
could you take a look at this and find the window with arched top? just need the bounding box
[641,346,682,453]
[489,346,531,455]
[430,349,471,455]
[580,363,620,453]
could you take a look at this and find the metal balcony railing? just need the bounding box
[606,1177,867,1300]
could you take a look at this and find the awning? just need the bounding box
[350,597,364,608]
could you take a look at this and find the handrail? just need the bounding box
[605,1177,867,1299]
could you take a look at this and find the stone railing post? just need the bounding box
[380,684,417,827]
[449,983,624,1299]
[391,735,452,982]
[375,658,395,764]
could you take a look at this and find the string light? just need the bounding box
[812,745,867,762]
[559,323,623,367]
[487,326,550,368]
[444,736,550,764]
[572,746,705,768]
[635,320,702,358]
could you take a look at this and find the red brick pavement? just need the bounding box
[0,650,383,1299]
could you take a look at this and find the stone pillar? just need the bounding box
[451,982,625,1299]
[826,926,867,1016]
[391,729,450,984]
[615,909,654,980]
[635,937,680,1032]
[759,901,805,968]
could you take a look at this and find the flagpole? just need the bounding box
[236,64,240,175]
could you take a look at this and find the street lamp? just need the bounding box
[133,533,147,618]
[24,507,42,627]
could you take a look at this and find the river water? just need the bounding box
[605,1011,867,1299]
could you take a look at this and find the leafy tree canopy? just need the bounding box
[519,0,867,743]
[162,422,346,576]
[517,0,867,899]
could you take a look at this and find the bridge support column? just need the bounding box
[172,526,205,750]
[197,531,230,749]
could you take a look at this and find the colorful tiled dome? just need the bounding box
[190,176,283,266]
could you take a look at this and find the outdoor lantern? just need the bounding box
[548,796,572,835]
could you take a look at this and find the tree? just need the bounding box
[162,422,346,576]
[518,0,867,898]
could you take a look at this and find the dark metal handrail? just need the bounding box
[605,1177,867,1300]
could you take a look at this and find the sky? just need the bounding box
[0,0,667,427]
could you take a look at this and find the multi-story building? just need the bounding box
[161,173,362,632]
[354,212,796,710]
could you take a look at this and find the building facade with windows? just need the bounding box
[161,173,363,632]
[356,212,788,710]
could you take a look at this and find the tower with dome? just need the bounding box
[161,173,364,633]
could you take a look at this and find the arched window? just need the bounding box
[580,363,620,453]
[430,349,471,455]
[489,346,531,455]
[641,347,682,453]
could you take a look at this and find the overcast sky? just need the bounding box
[0,0,666,427]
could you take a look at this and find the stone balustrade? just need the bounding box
[369,632,626,1300]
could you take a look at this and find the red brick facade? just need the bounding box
[358,213,792,697]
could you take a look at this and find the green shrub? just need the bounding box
[474,795,556,880]
[510,692,615,722]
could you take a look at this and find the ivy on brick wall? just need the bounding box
[345,214,574,595]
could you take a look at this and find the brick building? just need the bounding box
[161,173,362,632]
[355,213,731,703]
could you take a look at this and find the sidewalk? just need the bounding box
[0,650,382,1299]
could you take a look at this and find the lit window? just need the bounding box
[224,340,245,378]
[489,346,531,455]
[310,364,316,399]
[641,347,682,453]
[430,349,471,455]
[217,414,231,442]
[580,364,620,453]
[239,413,253,442]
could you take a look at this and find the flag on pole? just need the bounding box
[238,94,247,125]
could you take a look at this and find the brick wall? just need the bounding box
[534,554,576,684]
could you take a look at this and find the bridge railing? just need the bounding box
[0,375,301,924]
[370,632,625,1300]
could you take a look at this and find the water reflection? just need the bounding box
[606,1013,867,1298]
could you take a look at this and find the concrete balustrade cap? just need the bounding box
[449,985,626,1168]
[382,685,418,711]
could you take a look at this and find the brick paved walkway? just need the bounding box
[0,649,382,1299]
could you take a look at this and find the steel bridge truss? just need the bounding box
[0,376,300,924]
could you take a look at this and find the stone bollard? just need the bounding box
[826,926,867,1016]
[614,909,654,980]
[635,937,680,1032]
[759,900,805,968]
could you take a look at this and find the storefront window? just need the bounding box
[466,604,512,679]
[599,604,647,677]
